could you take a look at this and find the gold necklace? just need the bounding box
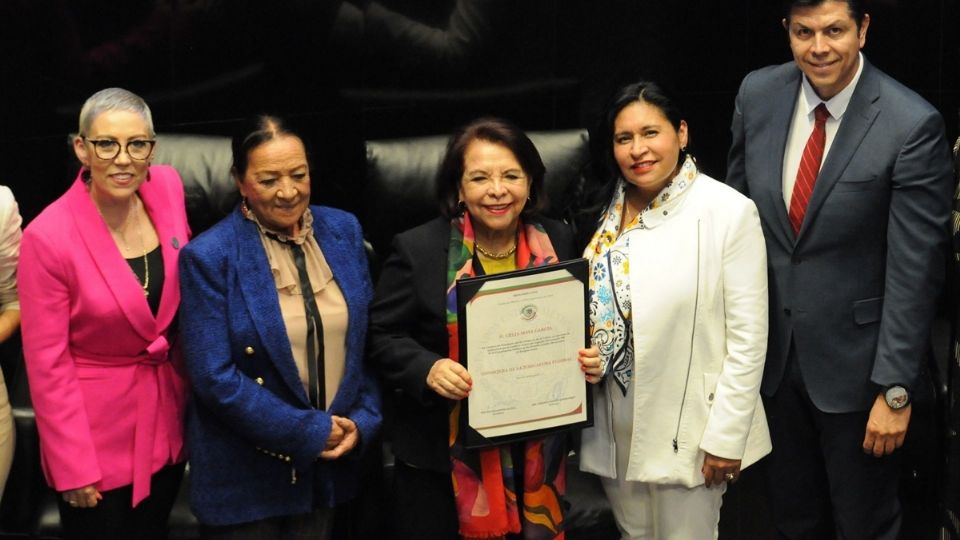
[95,193,150,296]
[474,241,517,260]
[132,197,149,297]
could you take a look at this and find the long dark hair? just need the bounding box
[565,81,688,248]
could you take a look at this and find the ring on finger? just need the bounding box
[724,472,736,481]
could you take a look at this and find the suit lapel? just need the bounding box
[311,209,348,297]
[433,218,452,327]
[799,61,880,239]
[233,212,310,406]
[761,70,802,246]
[138,174,184,333]
[419,218,452,356]
[65,176,155,341]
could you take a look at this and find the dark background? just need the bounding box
[0,0,956,226]
[0,1,957,538]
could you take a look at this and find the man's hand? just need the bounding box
[862,393,910,457]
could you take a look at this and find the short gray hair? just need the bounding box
[78,88,155,137]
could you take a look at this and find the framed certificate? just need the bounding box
[456,258,593,449]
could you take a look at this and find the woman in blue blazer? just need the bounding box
[179,115,380,538]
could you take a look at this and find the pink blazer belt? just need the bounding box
[74,335,171,506]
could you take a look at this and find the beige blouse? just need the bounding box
[246,208,347,408]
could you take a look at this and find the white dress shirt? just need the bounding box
[782,53,866,209]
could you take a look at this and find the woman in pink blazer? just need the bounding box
[18,88,190,540]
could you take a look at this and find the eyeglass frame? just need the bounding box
[82,137,157,161]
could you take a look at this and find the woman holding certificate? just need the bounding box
[368,117,585,539]
[575,81,771,539]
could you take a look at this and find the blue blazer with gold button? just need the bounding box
[179,205,380,526]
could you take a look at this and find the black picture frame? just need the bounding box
[455,257,593,449]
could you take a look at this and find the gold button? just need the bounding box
[245,346,255,355]
[255,377,264,385]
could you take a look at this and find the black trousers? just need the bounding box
[200,505,333,540]
[57,462,185,540]
[391,459,460,540]
[762,353,902,540]
[392,449,531,540]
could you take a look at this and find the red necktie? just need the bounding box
[788,103,829,235]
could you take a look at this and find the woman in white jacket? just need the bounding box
[574,81,771,539]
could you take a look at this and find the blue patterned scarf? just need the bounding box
[583,156,697,395]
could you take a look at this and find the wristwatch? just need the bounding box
[883,385,910,410]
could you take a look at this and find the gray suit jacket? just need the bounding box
[727,59,954,413]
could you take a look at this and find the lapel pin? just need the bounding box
[172,237,180,249]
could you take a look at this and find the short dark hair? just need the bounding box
[436,117,548,219]
[231,114,307,179]
[783,0,867,27]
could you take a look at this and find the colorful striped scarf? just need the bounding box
[446,213,567,540]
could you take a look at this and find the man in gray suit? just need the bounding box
[726,0,954,537]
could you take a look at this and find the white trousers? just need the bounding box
[600,475,724,540]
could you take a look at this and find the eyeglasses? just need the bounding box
[462,170,528,186]
[83,138,156,160]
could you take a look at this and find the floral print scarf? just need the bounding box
[583,156,698,395]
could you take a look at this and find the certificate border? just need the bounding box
[456,257,593,449]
